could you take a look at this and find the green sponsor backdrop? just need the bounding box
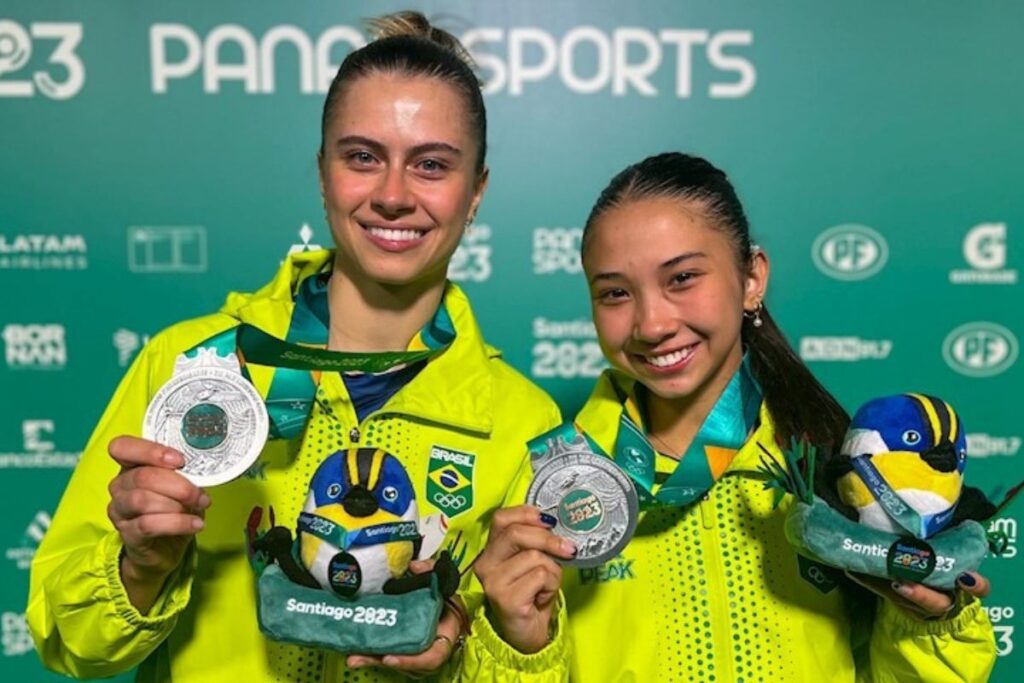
[1,1,1020,680]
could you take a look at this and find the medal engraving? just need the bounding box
[528,434,639,568]
[144,348,269,486]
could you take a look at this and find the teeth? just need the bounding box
[646,345,695,367]
[367,226,424,242]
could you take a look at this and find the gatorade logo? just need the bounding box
[812,225,888,280]
[942,322,1018,377]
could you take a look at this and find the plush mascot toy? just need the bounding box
[245,447,459,655]
[767,393,1018,590]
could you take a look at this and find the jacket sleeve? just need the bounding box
[26,336,198,679]
[860,596,996,683]
[457,414,571,683]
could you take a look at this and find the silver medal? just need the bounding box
[527,433,639,568]
[143,348,269,487]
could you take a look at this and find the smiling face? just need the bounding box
[584,196,766,407]
[319,72,487,287]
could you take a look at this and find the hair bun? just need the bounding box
[366,11,475,69]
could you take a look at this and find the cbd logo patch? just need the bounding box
[427,446,475,518]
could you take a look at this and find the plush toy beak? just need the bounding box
[342,485,380,517]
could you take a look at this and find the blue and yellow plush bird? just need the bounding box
[298,448,421,598]
[831,393,994,539]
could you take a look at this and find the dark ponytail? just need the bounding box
[583,152,849,450]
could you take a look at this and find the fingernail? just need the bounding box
[163,450,183,467]
[957,572,976,587]
[539,512,557,527]
[198,493,211,509]
[382,656,398,666]
[191,517,205,530]
[891,581,912,596]
[347,656,364,668]
[562,539,577,556]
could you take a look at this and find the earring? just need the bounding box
[744,301,764,328]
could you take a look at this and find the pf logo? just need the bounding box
[812,224,888,281]
[943,322,1019,378]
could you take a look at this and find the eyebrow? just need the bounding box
[589,251,707,284]
[334,135,463,158]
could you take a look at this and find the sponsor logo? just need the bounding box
[579,554,636,585]
[113,328,151,367]
[812,224,888,280]
[967,433,1021,458]
[0,233,87,270]
[287,223,322,256]
[983,605,1015,656]
[942,322,1018,377]
[0,20,84,99]
[988,518,1018,559]
[532,317,605,380]
[127,226,207,273]
[449,223,492,282]
[533,227,583,275]
[950,223,1017,284]
[1,612,33,657]
[0,420,79,469]
[5,510,50,571]
[426,446,475,518]
[150,24,756,99]
[3,324,66,369]
[799,336,893,361]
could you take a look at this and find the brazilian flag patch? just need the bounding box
[427,445,475,518]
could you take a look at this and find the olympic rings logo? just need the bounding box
[433,492,467,509]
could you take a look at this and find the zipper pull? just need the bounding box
[698,492,715,530]
[349,427,360,444]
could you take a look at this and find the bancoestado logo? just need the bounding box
[942,322,1018,378]
[532,317,606,379]
[799,337,893,362]
[3,324,66,369]
[0,233,88,270]
[150,24,756,98]
[0,420,79,469]
[949,223,1017,285]
[812,225,888,281]
[5,510,50,571]
[0,20,84,99]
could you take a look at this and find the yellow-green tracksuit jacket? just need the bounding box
[461,370,998,682]
[27,250,560,682]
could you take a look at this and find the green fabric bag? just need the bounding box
[785,496,989,590]
[255,564,443,655]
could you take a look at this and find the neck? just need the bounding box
[326,262,446,353]
[644,350,744,457]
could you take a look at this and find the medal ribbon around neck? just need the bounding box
[188,272,456,439]
[611,355,763,510]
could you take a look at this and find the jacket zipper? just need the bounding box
[698,493,736,682]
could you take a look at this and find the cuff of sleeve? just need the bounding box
[877,592,983,636]
[468,596,569,674]
[103,531,196,629]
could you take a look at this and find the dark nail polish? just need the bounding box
[571,546,578,558]
[539,513,557,528]
[958,573,976,587]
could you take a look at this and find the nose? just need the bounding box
[632,293,677,345]
[371,165,415,219]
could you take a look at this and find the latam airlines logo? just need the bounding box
[942,322,1018,378]
[0,234,88,270]
[3,324,66,369]
[949,223,1017,285]
[812,225,888,281]
[150,24,756,98]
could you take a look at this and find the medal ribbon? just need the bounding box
[850,455,957,538]
[297,512,421,550]
[612,355,762,509]
[190,272,456,439]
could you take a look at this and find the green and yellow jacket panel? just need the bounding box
[461,370,997,682]
[27,250,561,683]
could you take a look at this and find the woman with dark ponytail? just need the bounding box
[468,153,996,681]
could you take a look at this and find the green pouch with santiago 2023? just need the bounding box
[255,564,443,655]
[785,496,989,590]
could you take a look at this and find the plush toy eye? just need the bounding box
[902,430,921,446]
[327,483,342,498]
[382,486,399,502]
